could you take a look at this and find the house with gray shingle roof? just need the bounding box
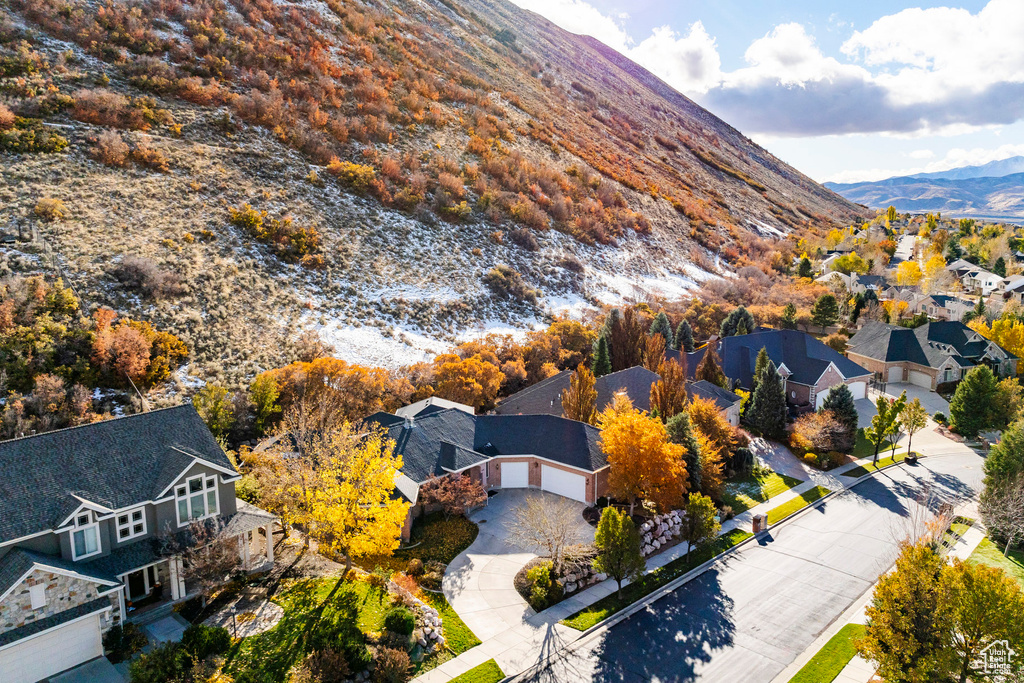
[0,406,276,682]
[847,320,1017,389]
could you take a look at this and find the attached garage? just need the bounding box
[887,367,903,383]
[848,382,867,400]
[499,461,529,488]
[909,370,933,389]
[541,465,587,503]
[0,611,104,683]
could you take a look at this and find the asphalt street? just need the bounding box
[513,447,984,683]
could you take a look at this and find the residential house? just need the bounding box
[999,275,1024,305]
[847,320,1018,389]
[819,252,841,275]
[363,405,610,538]
[0,406,276,683]
[685,329,872,409]
[962,269,1003,296]
[815,271,886,295]
[946,258,977,279]
[494,366,742,425]
[911,294,974,322]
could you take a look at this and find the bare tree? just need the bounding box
[161,519,241,607]
[980,474,1024,556]
[510,494,586,575]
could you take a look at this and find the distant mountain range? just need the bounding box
[826,156,1024,221]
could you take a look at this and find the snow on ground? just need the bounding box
[314,317,450,368]
[591,269,711,306]
[543,292,597,319]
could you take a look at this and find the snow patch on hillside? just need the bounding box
[315,319,449,368]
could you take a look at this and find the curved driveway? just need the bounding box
[512,445,983,683]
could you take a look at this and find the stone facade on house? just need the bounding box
[0,570,118,635]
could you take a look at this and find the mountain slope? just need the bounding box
[0,0,865,388]
[908,156,1024,181]
[827,170,1024,220]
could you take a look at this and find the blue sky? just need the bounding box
[509,0,1024,183]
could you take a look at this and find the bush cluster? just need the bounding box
[228,204,321,264]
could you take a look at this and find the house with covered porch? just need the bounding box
[0,406,276,683]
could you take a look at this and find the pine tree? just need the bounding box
[674,320,695,352]
[782,303,797,330]
[752,347,770,394]
[993,256,1007,277]
[592,335,612,377]
[798,256,813,279]
[811,293,840,333]
[666,410,702,494]
[593,507,645,600]
[747,361,787,439]
[949,365,998,437]
[650,312,673,345]
[720,306,756,337]
[695,345,728,389]
[821,383,858,436]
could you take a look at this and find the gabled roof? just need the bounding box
[684,329,870,389]
[475,414,606,472]
[688,380,742,411]
[848,320,1017,369]
[494,366,661,415]
[857,274,887,288]
[0,406,236,545]
[395,397,474,418]
[0,547,118,602]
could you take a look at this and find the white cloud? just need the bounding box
[909,149,935,160]
[510,0,632,53]
[627,22,722,94]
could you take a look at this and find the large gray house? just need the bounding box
[0,406,276,683]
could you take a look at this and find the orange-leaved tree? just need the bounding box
[598,395,688,514]
[650,358,688,421]
[561,363,598,424]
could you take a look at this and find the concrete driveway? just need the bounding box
[443,489,594,642]
[856,382,950,428]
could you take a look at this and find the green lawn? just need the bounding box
[766,486,831,525]
[721,470,804,514]
[969,537,1024,587]
[949,516,974,539]
[368,512,479,573]
[421,591,480,653]
[448,659,505,683]
[788,624,867,683]
[561,529,753,631]
[851,429,875,459]
[842,451,909,478]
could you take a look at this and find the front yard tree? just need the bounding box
[939,559,1024,683]
[984,419,1024,488]
[561,363,598,424]
[687,396,734,496]
[681,493,720,562]
[720,306,755,338]
[666,410,702,493]
[949,365,999,437]
[598,396,688,515]
[161,519,240,607]
[821,384,859,437]
[979,474,1024,557]
[859,541,948,683]
[309,424,410,578]
[674,320,695,352]
[752,347,770,394]
[418,473,487,520]
[865,393,905,464]
[747,360,787,439]
[900,398,928,455]
[593,507,645,600]
[884,391,908,457]
[193,383,236,439]
[592,335,612,377]
[695,345,728,389]
[650,358,688,421]
[510,494,586,575]
[650,312,673,345]
[811,293,840,333]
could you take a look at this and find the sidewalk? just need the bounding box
[413,442,930,683]
[772,509,988,683]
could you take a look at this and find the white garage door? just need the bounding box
[541,465,587,502]
[815,390,828,410]
[500,462,529,488]
[887,367,903,383]
[909,370,932,388]
[848,382,867,400]
[0,612,103,683]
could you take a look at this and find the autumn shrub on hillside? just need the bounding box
[0,117,68,153]
[89,129,130,166]
[228,204,321,263]
[483,265,538,305]
[110,256,184,299]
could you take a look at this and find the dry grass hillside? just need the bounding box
[0,0,867,390]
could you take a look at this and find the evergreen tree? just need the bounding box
[720,306,756,337]
[797,256,813,279]
[593,507,645,600]
[811,293,840,333]
[695,346,728,389]
[984,418,1024,488]
[666,410,702,493]
[946,239,964,261]
[591,335,612,377]
[821,383,859,436]
[747,361,787,439]
[752,347,770,395]
[850,292,866,324]
[674,320,695,352]
[650,312,673,345]
[781,303,797,330]
[949,365,999,437]
[993,256,1007,277]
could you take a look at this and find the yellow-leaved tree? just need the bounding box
[308,424,410,578]
[969,317,1024,374]
[598,395,688,515]
[895,260,922,286]
[922,254,948,293]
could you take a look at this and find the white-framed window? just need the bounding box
[116,508,147,541]
[28,583,47,609]
[71,512,100,560]
[175,474,220,526]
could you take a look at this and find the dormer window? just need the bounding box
[71,512,100,560]
[175,475,219,526]
[116,508,147,541]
